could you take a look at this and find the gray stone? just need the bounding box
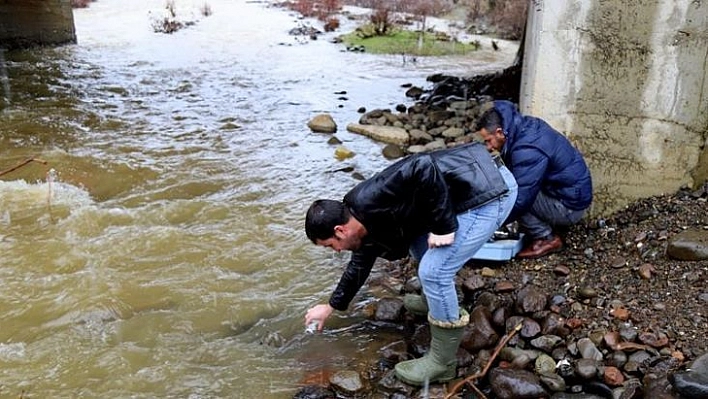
[307,113,337,133]
[374,297,404,322]
[540,372,567,392]
[516,284,548,314]
[666,229,708,260]
[489,368,548,399]
[578,338,604,361]
[346,123,409,145]
[669,352,708,398]
[329,370,365,396]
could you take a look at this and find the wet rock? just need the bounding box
[669,352,708,398]
[489,368,548,399]
[576,358,600,380]
[500,347,537,369]
[462,274,485,292]
[540,372,567,392]
[637,263,655,279]
[603,366,625,386]
[542,313,571,337]
[536,353,557,375]
[346,123,409,145]
[307,113,337,133]
[495,280,515,292]
[638,331,669,348]
[609,256,627,269]
[616,378,643,399]
[329,370,365,396]
[379,340,409,363]
[607,351,628,368]
[578,287,598,299]
[404,86,424,99]
[334,145,355,161]
[531,335,563,353]
[293,385,336,399]
[381,144,405,159]
[516,284,548,314]
[376,370,414,396]
[461,305,499,351]
[578,338,604,361]
[666,229,708,260]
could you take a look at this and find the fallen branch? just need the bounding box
[0,157,48,177]
[446,322,523,399]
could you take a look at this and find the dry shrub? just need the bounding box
[370,6,393,35]
[324,17,340,32]
[293,0,317,17]
[317,0,341,21]
[465,0,527,40]
[490,0,527,39]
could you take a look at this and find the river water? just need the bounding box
[0,1,516,397]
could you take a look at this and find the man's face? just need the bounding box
[478,127,506,152]
[315,223,362,252]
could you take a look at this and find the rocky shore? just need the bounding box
[296,76,708,398]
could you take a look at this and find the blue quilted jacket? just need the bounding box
[494,100,593,222]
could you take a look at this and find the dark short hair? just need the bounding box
[305,199,351,243]
[475,107,503,133]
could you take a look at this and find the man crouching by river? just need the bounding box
[303,141,518,386]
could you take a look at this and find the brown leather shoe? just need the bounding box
[517,235,563,259]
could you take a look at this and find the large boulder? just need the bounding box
[346,123,409,145]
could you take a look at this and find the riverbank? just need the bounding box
[288,8,708,397]
[294,166,708,398]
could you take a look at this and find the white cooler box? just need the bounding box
[471,234,524,261]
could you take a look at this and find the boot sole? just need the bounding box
[395,371,455,387]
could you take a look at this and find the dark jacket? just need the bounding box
[329,142,509,311]
[494,100,592,222]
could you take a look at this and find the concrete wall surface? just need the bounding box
[0,0,76,49]
[520,0,708,216]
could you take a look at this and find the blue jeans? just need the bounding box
[409,166,518,322]
[518,191,587,239]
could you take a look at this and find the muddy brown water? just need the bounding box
[0,1,516,397]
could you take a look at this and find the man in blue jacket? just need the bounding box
[304,142,517,386]
[476,100,593,258]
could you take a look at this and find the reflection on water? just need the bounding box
[0,1,516,397]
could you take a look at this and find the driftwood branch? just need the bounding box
[0,157,48,177]
[446,322,523,399]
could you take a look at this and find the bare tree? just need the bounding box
[409,0,452,50]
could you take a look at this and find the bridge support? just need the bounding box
[0,0,76,49]
[521,0,708,215]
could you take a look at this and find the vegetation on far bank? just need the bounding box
[280,0,525,56]
[339,26,480,56]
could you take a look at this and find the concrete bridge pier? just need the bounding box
[0,0,76,50]
[520,0,708,216]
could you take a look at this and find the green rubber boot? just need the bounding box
[394,309,469,386]
[403,293,428,316]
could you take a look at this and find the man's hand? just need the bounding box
[305,304,334,332]
[428,232,455,248]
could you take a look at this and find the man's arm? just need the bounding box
[507,146,548,221]
[328,245,380,311]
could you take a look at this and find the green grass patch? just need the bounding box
[339,25,480,56]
